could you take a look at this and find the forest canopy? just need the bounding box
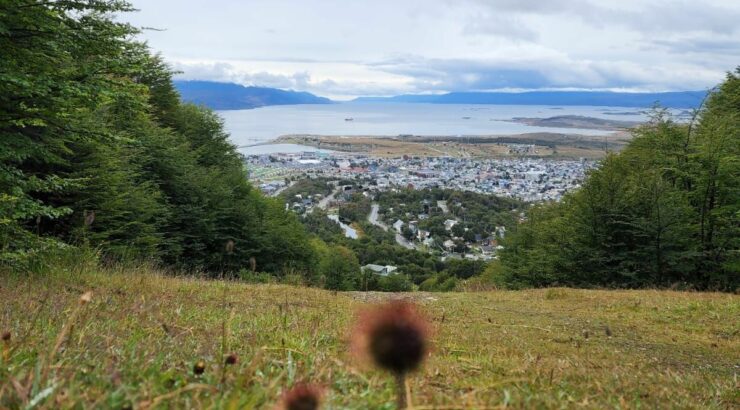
[494,69,740,291]
[0,0,316,275]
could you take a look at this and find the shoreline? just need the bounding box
[269,131,631,159]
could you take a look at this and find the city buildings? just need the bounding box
[246,151,595,202]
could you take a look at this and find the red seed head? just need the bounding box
[352,300,430,375]
[277,383,322,410]
[1,331,10,342]
[225,353,238,365]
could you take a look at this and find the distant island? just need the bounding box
[174,80,333,110]
[353,90,707,108]
[507,115,640,131]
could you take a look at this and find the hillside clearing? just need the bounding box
[1,267,738,409]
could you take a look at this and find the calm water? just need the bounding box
[218,103,657,154]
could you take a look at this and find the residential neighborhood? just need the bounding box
[247,149,595,202]
[245,149,592,263]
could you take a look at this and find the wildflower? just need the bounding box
[277,383,322,410]
[193,360,206,375]
[225,353,238,365]
[352,300,430,409]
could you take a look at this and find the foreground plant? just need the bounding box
[353,301,430,409]
[277,383,323,410]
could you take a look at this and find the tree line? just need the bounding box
[1,0,315,275]
[494,70,739,290]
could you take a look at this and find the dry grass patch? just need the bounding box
[1,268,738,408]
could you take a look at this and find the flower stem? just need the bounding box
[396,372,407,409]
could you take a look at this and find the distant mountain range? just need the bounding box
[174,80,333,110]
[175,80,708,110]
[353,90,707,108]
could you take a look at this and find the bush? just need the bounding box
[238,270,273,284]
[419,273,458,292]
[377,274,413,292]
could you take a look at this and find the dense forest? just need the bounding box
[1,0,315,275]
[494,70,739,291]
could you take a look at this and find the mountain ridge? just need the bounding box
[174,80,333,110]
[175,80,708,110]
[353,90,707,108]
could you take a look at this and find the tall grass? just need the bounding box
[1,255,738,408]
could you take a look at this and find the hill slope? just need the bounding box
[2,266,737,408]
[174,80,333,110]
[354,90,707,108]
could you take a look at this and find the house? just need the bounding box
[443,239,455,250]
[496,226,507,238]
[437,200,449,213]
[444,219,458,231]
[392,219,404,233]
[408,221,419,233]
[417,229,430,241]
[341,185,354,200]
[361,264,398,277]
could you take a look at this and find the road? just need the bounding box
[368,203,417,250]
[312,184,340,213]
[270,180,296,197]
[368,204,388,230]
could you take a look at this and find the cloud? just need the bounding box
[462,13,539,42]
[651,36,740,55]
[462,0,740,35]
[171,61,309,89]
[368,54,722,92]
[169,60,415,99]
[128,0,739,98]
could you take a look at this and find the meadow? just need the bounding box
[1,262,738,409]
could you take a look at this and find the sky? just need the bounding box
[126,0,740,100]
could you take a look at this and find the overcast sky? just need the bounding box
[126,0,740,100]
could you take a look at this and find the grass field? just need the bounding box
[275,134,630,159]
[1,264,738,409]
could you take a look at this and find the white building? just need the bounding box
[361,264,398,276]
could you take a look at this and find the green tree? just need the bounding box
[498,69,739,290]
[321,245,360,290]
[1,1,319,276]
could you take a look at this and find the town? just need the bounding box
[243,148,597,266]
[247,148,596,202]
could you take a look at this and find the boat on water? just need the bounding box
[344,117,354,121]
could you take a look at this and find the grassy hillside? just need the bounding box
[1,265,738,409]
